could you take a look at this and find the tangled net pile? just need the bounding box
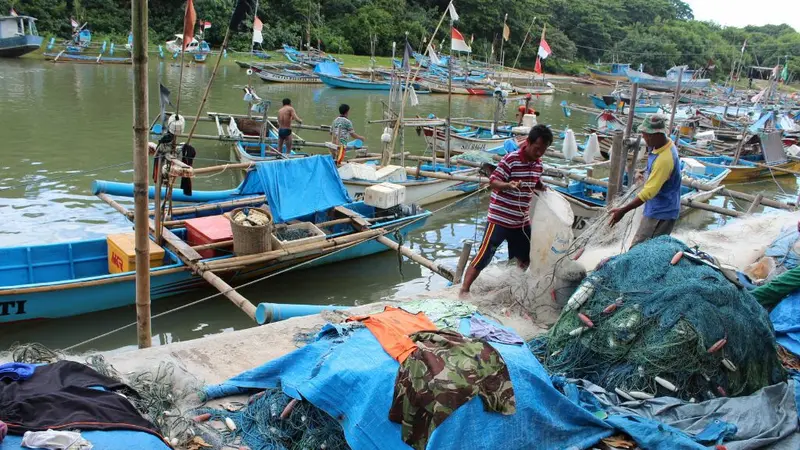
[530,236,786,401]
[199,387,349,450]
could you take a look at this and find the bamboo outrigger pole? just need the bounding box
[131,0,151,349]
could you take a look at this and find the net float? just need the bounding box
[671,251,684,265]
[577,313,594,328]
[707,337,727,353]
[654,376,677,392]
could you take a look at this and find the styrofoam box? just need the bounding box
[522,114,537,128]
[374,165,407,183]
[273,222,326,249]
[338,163,378,181]
[364,182,406,209]
[682,157,706,175]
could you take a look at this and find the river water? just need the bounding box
[0,58,796,352]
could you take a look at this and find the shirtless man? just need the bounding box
[277,98,302,154]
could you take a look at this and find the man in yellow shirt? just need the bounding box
[609,115,682,246]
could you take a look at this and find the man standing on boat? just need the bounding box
[277,98,303,154]
[330,104,365,165]
[516,94,537,126]
[460,125,553,296]
[609,114,681,246]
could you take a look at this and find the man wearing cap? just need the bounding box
[609,114,681,246]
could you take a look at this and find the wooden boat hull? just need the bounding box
[0,35,43,57]
[343,169,481,206]
[258,70,321,83]
[422,127,511,153]
[318,73,392,90]
[43,52,132,64]
[512,85,555,95]
[694,157,800,183]
[587,68,628,83]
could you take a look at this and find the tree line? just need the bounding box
[4,0,798,80]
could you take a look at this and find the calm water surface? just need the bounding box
[0,58,796,351]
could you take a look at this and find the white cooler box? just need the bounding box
[364,182,406,209]
[681,157,706,176]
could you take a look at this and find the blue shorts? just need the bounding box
[278,128,292,138]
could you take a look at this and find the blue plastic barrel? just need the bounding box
[255,303,348,325]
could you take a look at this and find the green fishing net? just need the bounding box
[530,236,786,401]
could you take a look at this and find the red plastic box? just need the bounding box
[184,215,233,258]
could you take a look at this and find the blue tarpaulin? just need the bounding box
[239,156,352,224]
[764,226,800,270]
[204,326,614,450]
[0,430,170,450]
[771,292,800,358]
[314,61,343,77]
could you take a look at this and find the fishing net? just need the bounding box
[450,151,496,165]
[198,387,350,450]
[530,235,786,401]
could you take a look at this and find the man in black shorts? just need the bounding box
[277,98,303,154]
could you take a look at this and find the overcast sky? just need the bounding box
[684,0,800,31]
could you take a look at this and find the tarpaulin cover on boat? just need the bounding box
[204,326,615,449]
[240,156,352,224]
[314,61,343,77]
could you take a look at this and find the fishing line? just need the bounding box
[64,185,490,351]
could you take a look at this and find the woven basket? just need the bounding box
[226,207,273,256]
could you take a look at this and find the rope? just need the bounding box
[393,230,405,281]
[64,185,491,351]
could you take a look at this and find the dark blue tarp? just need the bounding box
[205,325,614,450]
[239,156,352,224]
[314,61,343,77]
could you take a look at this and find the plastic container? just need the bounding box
[681,158,706,175]
[364,182,406,209]
[522,114,537,128]
[185,215,233,258]
[227,207,273,256]
[374,165,407,183]
[337,163,378,181]
[107,233,165,274]
[255,302,349,324]
[273,222,325,249]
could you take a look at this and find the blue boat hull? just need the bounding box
[318,73,391,90]
[0,216,426,323]
[0,35,43,57]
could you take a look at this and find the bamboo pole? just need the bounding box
[199,271,257,319]
[624,83,639,140]
[667,67,684,134]
[681,197,742,218]
[131,0,151,349]
[405,167,488,183]
[153,159,163,244]
[747,194,764,215]
[97,193,133,219]
[445,20,453,168]
[606,131,625,202]
[453,241,472,285]
[512,16,536,70]
[376,235,455,282]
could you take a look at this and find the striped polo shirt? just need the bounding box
[488,145,544,228]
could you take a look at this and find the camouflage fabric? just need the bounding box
[388,330,516,450]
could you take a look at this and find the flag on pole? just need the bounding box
[182,0,197,50]
[451,27,471,53]
[470,34,474,45]
[70,18,79,29]
[9,8,17,16]
[252,16,264,44]
[502,14,510,41]
[203,21,212,30]
[740,39,747,54]
[447,1,459,22]
[534,56,542,74]
[537,25,551,59]
[781,64,789,82]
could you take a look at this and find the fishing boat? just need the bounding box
[0,14,43,57]
[193,41,211,63]
[626,65,711,92]
[422,125,516,153]
[553,158,731,229]
[281,44,341,67]
[165,34,199,54]
[257,69,321,84]
[0,157,430,323]
[43,28,132,64]
[224,118,478,206]
[43,51,132,64]
[318,73,396,90]
[418,78,496,95]
[692,155,800,183]
[587,63,631,83]
[513,82,555,95]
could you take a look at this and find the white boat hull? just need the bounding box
[343,169,481,206]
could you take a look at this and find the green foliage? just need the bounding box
[2,0,798,80]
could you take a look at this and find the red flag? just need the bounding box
[534,56,542,74]
[451,27,471,53]
[182,0,197,50]
[203,21,211,30]
[9,8,18,16]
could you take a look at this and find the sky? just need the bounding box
[684,0,800,31]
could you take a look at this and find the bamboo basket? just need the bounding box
[226,207,273,255]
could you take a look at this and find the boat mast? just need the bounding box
[306,0,312,50]
[446,18,453,168]
[131,0,151,348]
[499,13,507,69]
[511,16,536,70]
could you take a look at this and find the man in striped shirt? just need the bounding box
[460,125,553,296]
